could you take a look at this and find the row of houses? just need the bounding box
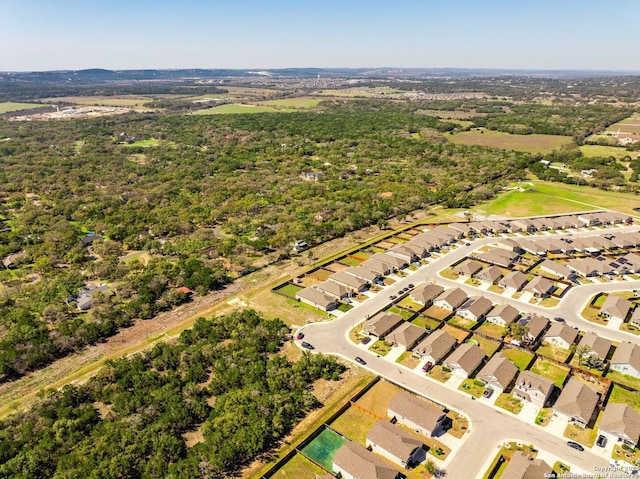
[332,392,448,479]
[506,231,640,258]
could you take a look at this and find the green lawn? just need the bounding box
[494,393,524,414]
[0,102,48,114]
[330,407,377,443]
[536,343,570,363]
[530,358,570,388]
[459,378,486,398]
[193,103,294,115]
[385,306,414,320]
[501,347,535,371]
[580,144,639,160]
[445,129,572,154]
[276,283,304,298]
[469,334,501,357]
[122,138,160,148]
[607,385,640,413]
[474,322,506,340]
[411,316,441,331]
[271,453,328,479]
[257,97,321,109]
[606,369,640,392]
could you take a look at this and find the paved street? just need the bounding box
[298,225,640,477]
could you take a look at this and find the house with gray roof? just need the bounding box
[295,287,338,311]
[501,451,553,479]
[477,353,518,391]
[445,343,486,377]
[315,280,350,300]
[518,315,549,344]
[485,304,520,327]
[413,330,457,364]
[598,403,640,449]
[601,294,632,322]
[454,260,483,277]
[610,342,640,378]
[523,276,555,298]
[456,296,493,322]
[433,287,468,311]
[344,265,380,283]
[332,441,400,479]
[366,421,424,468]
[387,244,420,263]
[370,252,407,271]
[387,392,447,437]
[553,379,599,427]
[543,323,579,350]
[75,284,112,311]
[513,370,555,408]
[476,265,503,285]
[410,284,444,307]
[385,323,427,350]
[362,312,404,338]
[329,271,368,292]
[361,258,393,276]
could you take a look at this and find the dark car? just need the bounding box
[361,336,372,345]
[407,283,414,289]
[389,295,397,300]
[301,342,314,350]
[422,361,433,372]
[567,441,584,451]
[482,387,494,399]
[553,317,565,323]
[296,332,304,340]
[596,435,607,448]
[355,356,367,365]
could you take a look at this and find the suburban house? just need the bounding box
[523,276,555,298]
[577,331,612,360]
[485,304,520,327]
[362,312,404,339]
[75,284,112,311]
[385,323,428,351]
[499,271,528,293]
[456,296,493,322]
[413,330,458,364]
[630,309,640,328]
[329,271,368,292]
[332,441,400,479]
[500,451,553,479]
[453,260,483,277]
[474,251,515,268]
[79,233,102,247]
[315,280,351,300]
[476,265,504,285]
[433,287,468,311]
[553,379,599,427]
[476,353,518,391]
[344,265,381,283]
[370,252,408,271]
[600,294,632,322]
[387,392,448,437]
[361,258,393,276]
[538,259,572,280]
[567,257,605,277]
[513,370,555,408]
[598,403,640,449]
[517,315,550,344]
[543,323,579,350]
[366,421,424,468]
[610,342,640,378]
[409,284,444,307]
[444,343,486,377]
[1,250,26,269]
[295,287,338,311]
[387,244,420,263]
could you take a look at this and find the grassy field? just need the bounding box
[501,347,535,371]
[607,385,640,413]
[122,138,160,148]
[606,369,640,391]
[445,129,572,154]
[580,144,639,160]
[476,179,640,218]
[469,335,501,357]
[495,393,524,414]
[257,97,321,109]
[530,358,570,387]
[354,380,402,418]
[0,102,48,114]
[270,453,327,479]
[193,103,294,115]
[536,343,571,363]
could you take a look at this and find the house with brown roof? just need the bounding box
[362,312,404,338]
[499,271,528,292]
[444,343,486,377]
[630,308,640,328]
[513,370,555,408]
[370,252,408,271]
[517,315,549,344]
[413,330,457,364]
[409,284,444,307]
[501,451,553,479]
[523,276,555,298]
[332,441,400,479]
[477,353,518,391]
[601,294,632,322]
[344,265,381,283]
[553,379,599,427]
[485,304,520,327]
[329,271,368,292]
[387,244,420,263]
[456,296,493,322]
[543,323,579,350]
[454,260,483,277]
[538,259,572,280]
[385,323,427,350]
[315,280,351,300]
[577,332,612,360]
[295,287,338,311]
[387,392,448,437]
[598,403,640,449]
[475,252,515,268]
[366,421,424,468]
[476,265,504,285]
[433,287,468,311]
[361,258,393,276]
[610,342,640,378]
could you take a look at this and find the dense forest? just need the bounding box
[0,309,345,478]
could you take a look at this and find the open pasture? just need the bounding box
[445,129,572,154]
[257,97,321,109]
[0,102,48,114]
[192,103,294,115]
[580,144,639,160]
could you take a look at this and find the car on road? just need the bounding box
[482,387,494,399]
[301,342,314,350]
[360,336,371,345]
[596,435,607,447]
[567,441,584,451]
[407,283,414,289]
[389,295,397,300]
[422,361,433,372]
[296,332,304,340]
[355,356,367,365]
[553,317,565,323]
[465,242,471,246]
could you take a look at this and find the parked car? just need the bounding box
[422,361,433,372]
[482,387,494,399]
[596,435,607,447]
[567,441,584,451]
[407,283,414,289]
[301,342,314,350]
[389,295,397,300]
[355,356,367,365]
[553,317,565,323]
[361,336,372,345]
[296,332,304,340]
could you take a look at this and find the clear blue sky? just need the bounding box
[2,0,638,72]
